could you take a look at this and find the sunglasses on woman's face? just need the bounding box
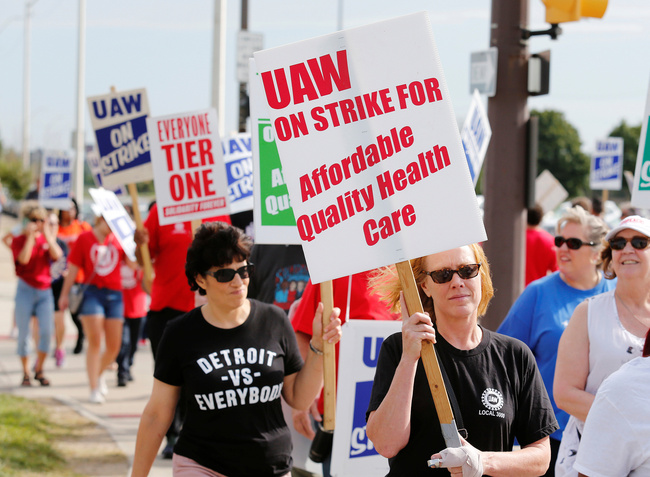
[425,263,481,284]
[205,264,255,283]
[30,217,44,223]
[609,236,650,251]
[554,236,597,250]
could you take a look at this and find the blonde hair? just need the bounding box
[368,243,494,322]
[20,201,46,221]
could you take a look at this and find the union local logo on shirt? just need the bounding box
[479,387,505,418]
[91,244,120,276]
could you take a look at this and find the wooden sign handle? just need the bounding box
[319,280,337,431]
[395,261,455,425]
[127,183,154,291]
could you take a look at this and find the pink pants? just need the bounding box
[172,454,290,477]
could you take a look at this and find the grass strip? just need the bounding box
[0,393,68,476]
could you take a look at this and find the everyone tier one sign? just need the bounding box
[253,12,485,284]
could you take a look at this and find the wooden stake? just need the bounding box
[319,280,337,431]
[394,261,456,428]
[127,183,153,291]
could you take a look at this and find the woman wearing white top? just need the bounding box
[554,215,650,476]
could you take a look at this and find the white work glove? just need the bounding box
[437,440,483,477]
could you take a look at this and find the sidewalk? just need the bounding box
[0,214,172,476]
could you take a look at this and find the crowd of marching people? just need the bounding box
[5,191,650,477]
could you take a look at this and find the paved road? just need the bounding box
[0,214,172,476]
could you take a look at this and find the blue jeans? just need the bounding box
[15,278,54,357]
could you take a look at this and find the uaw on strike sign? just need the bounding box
[87,88,152,188]
[253,12,485,283]
[148,108,230,225]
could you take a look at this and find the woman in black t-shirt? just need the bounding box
[366,244,558,477]
[131,222,341,477]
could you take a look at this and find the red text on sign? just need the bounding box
[163,139,214,171]
[169,169,216,201]
[395,78,443,109]
[363,204,416,246]
[261,50,351,109]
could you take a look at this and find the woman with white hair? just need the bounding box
[554,215,650,476]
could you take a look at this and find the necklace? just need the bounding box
[615,292,650,328]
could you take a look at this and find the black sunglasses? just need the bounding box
[30,217,44,223]
[425,263,481,284]
[554,236,597,250]
[609,236,649,251]
[205,264,255,283]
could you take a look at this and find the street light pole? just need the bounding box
[74,0,86,209]
[482,0,530,330]
[211,0,227,137]
[22,0,34,169]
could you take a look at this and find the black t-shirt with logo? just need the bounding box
[155,299,304,476]
[367,326,558,476]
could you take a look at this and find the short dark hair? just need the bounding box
[527,204,544,226]
[185,222,253,295]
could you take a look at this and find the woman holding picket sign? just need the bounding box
[366,244,558,476]
[131,222,342,477]
[59,211,134,404]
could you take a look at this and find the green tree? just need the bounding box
[608,120,641,197]
[532,109,591,197]
[0,149,32,200]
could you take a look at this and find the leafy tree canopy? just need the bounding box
[531,109,591,197]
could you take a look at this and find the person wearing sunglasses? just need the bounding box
[554,215,650,477]
[497,205,615,476]
[11,202,63,387]
[366,244,558,477]
[131,222,342,477]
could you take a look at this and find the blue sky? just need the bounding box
[0,0,648,156]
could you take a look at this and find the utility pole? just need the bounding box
[74,0,86,209]
[482,0,530,330]
[211,0,227,137]
[22,0,34,169]
[238,0,248,132]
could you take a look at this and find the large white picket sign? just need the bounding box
[39,150,73,209]
[87,88,153,188]
[254,12,485,283]
[147,108,230,225]
[250,59,302,245]
[631,78,650,208]
[88,188,137,261]
[330,320,401,477]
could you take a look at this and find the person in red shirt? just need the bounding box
[291,270,398,476]
[12,203,63,387]
[116,261,147,387]
[133,202,231,457]
[59,213,135,404]
[526,204,558,286]
[57,197,93,354]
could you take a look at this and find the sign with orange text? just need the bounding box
[148,108,230,225]
[253,12,485,283]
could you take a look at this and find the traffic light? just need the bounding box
[542,0,608,24]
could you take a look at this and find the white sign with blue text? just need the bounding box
[590,137,624,190]
[223,133,254,214]
[460,90,492,186]
[87,88,153,189]
[39,150,73,209]
[88,188,137,261]
[331,320,401,477]
[86,148,126,196]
